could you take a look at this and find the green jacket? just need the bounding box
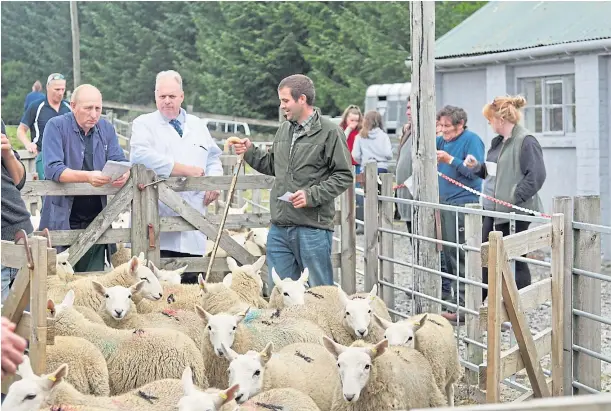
[244,109,354,231]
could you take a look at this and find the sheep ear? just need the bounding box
[130,280,146,295]
[411,314,427,333]
[246,230,254,241]
[57,250,70,263]
[368,284,378,302]
[271,268,282,287]
[181,366,195,395]
[299,267,309,285]
[259,342,273,365]
[368,339,388,360]
[176,265,188,275]
[252,255,266,272]
[222,273,233,288]
[372,313,393,330]
[16,355,35,378]
[240,203,248,213]
[217,384,240,406]
[227,257,239,272]
[62,290,75,307]
[220,342,238,361]
[197,274,207,292]
[148,260,160,276]
[322,336,345,359]
[92,281,106,297]
[195,305,212,325]
[43,363,68,390]
[128,256,139,274]
[337,287,350,308]
[235,308,248,324]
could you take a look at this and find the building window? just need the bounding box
[517,75,576,134]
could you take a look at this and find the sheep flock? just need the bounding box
[7,204,463,410]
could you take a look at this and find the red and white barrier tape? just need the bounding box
[393,172,551,219]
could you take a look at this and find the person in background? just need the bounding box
[129,70,222,284]
[230,74,353,288]
[395,97,413,231]
[1,317,27,377]
[1,119,34,303]
[352,110,393,174]
[465,95,546,303]
[39,84,129,273]
[436,105,485,324]
[23,80,45,111]
[339,104,362,170]
[17,73,71,180]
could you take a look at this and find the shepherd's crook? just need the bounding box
[204,137,245,282]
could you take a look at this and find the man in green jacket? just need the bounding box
[230,74,353,287]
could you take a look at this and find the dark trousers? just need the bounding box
[69,220,106,273]
[160,250,201,284]
[405,220,448,278]
[440,209,466,309]
[481,217,532,302]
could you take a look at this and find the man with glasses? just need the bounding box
[17,73,71,181]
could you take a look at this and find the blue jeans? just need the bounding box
[1,265,18,305]
[266,224,334,287]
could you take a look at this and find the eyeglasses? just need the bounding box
[46,73,65,85]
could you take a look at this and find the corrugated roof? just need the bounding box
[434,1,611,59]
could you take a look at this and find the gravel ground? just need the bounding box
[351,221,611,404]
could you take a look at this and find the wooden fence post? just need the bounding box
[553,196,574,395]
[379,173,394,310]
[550,211,565,396]
[486,231,504,403]
[464,203,483,385]
[572,195,602,394]
[130,165,148,260]
[364,162,379,293]
[332,197,341,284]
[29,236,48,376]
[340,184,357,295]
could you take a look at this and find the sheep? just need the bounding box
[49,289,208,395]
[223,341,338,409]
[198,307,327,389]
[30,208,41,231]
[46,336,110,396]
[373,312,462,406]
[95,281,207,351]
[225,256,268,308]
[72,305,106,324]
[322,337,447,410]
[248,227,268,251]
[148,260,188,284]
[110,242,133,268]
[179,367,239,411]
[267,267,309,308]
[111,210,130,229]
[238,388,321,411]
[217,199,248,215]
[205,231,249,258]
[47,256,163,312]
[5,356,185,411]
[337,284,390,341]
[55,250,76,281]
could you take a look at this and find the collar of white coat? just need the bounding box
[157,108,187,125]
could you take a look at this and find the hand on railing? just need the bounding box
[1,316,27,377]
[111,170,130,188]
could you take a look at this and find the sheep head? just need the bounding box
[373,313,427,348]
[93,281,144,320]
[338,284,379,339]
[127,256,163,301]
[224,342,273,404]
[195,305,247,358]
[271,267,308,306]
[178,366,239,411]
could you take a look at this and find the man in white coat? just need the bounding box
[129,70,223,283]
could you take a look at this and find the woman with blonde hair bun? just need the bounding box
[464,95,547,303]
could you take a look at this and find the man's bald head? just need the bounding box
[70,84,103,133]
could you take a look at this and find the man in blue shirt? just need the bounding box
[435,105,485,323]
[39,84,130,273]
[23,80,45,111]
[17,73,72,180]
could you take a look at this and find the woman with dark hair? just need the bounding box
[465,95,546,302]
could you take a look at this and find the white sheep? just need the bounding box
[217,199,248,215]
[225,256,268,308]
[338,284,388,341]
[46,336,110,395]
[30,209,41,231]
[111,210,130,229]
[238,387,321,410]
[373,312,462,406]
[95,281,207,351]
[248,227,268,251]
[49,289,208,395]
[178,367,239,411]
[198,307,327,389]
[55,249,76,281]
[47,256,163,312]
[268,267,309,308]
[5,356,186,411]
[223,341,338,409]
[148,261,188,284]
[322,337,447,410]
[205,231,249,258]
[110,242,133,268]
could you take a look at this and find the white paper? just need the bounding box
[485,161,497,177]
[102,160,132,182]
[404,176,414,193]
[277,191,294,203]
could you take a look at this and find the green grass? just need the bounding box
[4,125,24,150]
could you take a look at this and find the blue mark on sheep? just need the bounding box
[243,309,263,324]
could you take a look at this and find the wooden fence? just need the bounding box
[0,233,56,394]
[19,162,358,293]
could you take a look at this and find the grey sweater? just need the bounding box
[1,120,33,241]
[395,131,413,222]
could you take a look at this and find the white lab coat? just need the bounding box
[129,110,223,256]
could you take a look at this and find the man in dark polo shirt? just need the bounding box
[17,73,71,180]
[39,84,130,272]
[1,119,34,303]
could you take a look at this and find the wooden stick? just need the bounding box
[204,153,245,282]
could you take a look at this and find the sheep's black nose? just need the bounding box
[344,394,355,402]
[114,309,123,317]
[235,394,244,403]
[357,329,367,337]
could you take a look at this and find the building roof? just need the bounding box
[434,1,611,59]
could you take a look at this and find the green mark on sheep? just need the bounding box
[243,309,263,324]
[100,340,118,357]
